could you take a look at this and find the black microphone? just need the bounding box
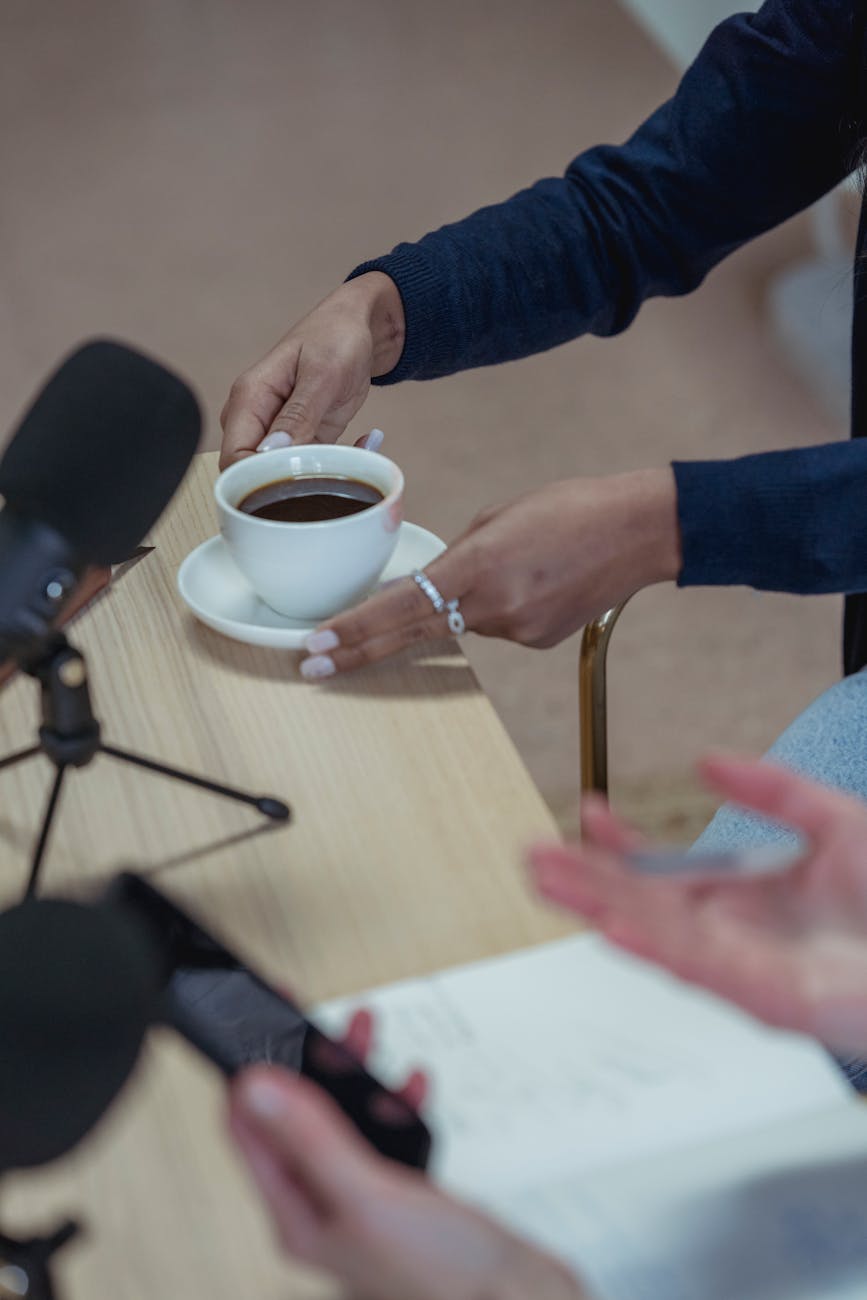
[0,340,201,660]
[0,898,163,1171]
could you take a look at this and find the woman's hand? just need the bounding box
[219,273,405,468]
[300,468,680,679]
[529,754,867,1057]
[229,1012,585,1300]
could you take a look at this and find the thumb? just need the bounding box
[231,1066,376,1208]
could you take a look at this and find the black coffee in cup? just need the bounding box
[238,475,385,524]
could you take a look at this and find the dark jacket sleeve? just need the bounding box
[350,0,862,383]
[674,442,867,594]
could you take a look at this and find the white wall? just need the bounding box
[618,0,760,68]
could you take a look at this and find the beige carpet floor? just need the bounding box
[0,0,849,841]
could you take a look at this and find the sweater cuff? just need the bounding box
[673,443,867,594]
[347,249,455,385]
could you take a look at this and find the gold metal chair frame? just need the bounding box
[579,600,630,800]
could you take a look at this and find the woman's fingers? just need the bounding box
[343,1008,374,1062]
[529,832,819,1037]
[301,612,456,678]
[628,910,817,1039]
[220,349,300,468]
[699,751,861,841]
[294,471,681,679]
[263,353,346,447]
[529,841,626,922]
[338,1008,426,1109]
[301,559,473,678]
[530,841,695,941]
[325,555,468,643]
[221,331,370,466]
[231,1068,373,1201]
[398,1070,428,1111]
[579,794,646,852]
[229,1108,324,1257]
[220,382,282,467]
[529,838,753,972]
[311,575,437,648]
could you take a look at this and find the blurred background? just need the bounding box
[0,0,854,839]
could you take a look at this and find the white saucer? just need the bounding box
[177,522,447,649]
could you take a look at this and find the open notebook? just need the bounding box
[316,933,867,1299]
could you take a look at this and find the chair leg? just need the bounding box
[579,601,631,806]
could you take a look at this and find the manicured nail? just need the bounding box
[363,427,385,452]
[256,430,294,452]
[300,654,336,680]
[305,629,340,654]
[243,1077,288,1121]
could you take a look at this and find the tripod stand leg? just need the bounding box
[24,766,67,900]
[0,744,41,773]
[99,745,290,821]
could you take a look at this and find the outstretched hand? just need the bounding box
[530,754,867,1056]
[300,470,680,679]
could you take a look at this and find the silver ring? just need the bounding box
[445,599,466,636]
[412,569,445,613]
[412,570,466,636]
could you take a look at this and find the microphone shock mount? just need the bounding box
[0,633,290,899]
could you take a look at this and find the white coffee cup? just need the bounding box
[215,445,404,620]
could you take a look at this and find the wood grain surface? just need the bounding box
[0,453,575,1299]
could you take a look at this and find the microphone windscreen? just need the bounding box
[0,898,162,1171]
[0,340,201,564]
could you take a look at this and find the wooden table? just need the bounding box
[1,453,573,1298]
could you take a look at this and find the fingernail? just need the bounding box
[305,629,340,654]
[300,654,336,680]
[363,427,385,452]
[256,431,294,452]
[243,1077,288,1121]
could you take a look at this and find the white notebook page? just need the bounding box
[496,1104,867,1299]
[316,934,851,1200]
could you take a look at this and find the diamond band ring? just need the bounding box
[412,570,466,636]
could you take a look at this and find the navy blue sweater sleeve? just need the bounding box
[674,442,867,594]
[350,0,861,382]
[346,0,867,602]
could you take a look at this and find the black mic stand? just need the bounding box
[0,633,290,900]
[0,1218,78,1300]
